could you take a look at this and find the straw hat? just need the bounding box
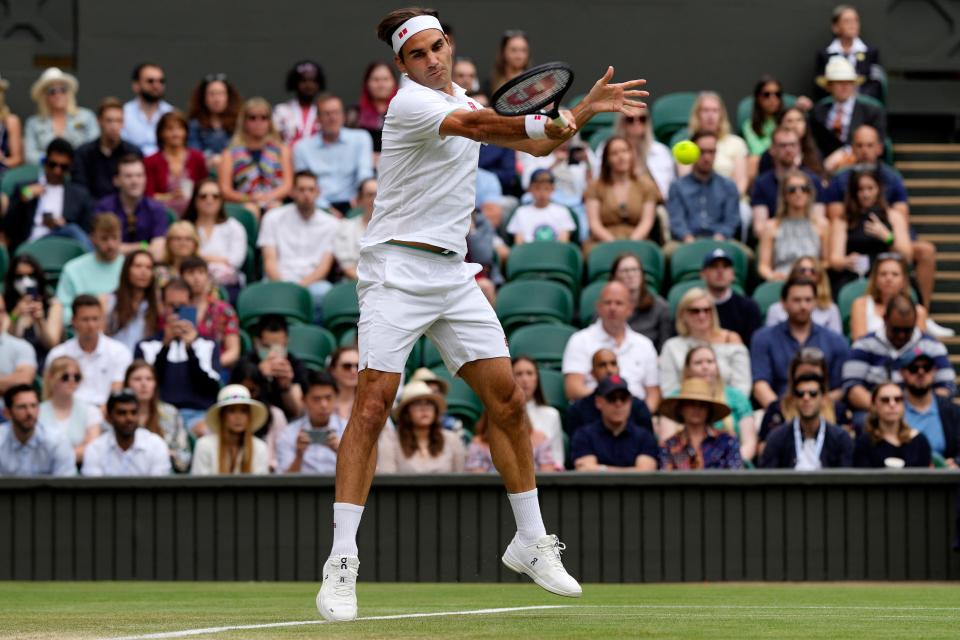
[204,384,269,433]
[393,380,447,421]
[409,367,450,395]
[30,67,78,103]
[658,378,731,423]
[816,55,864,88]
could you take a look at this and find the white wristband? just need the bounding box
[524,114,547,140]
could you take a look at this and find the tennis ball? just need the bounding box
[672,140,701,165]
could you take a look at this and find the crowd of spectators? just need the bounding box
[0,4,957,477]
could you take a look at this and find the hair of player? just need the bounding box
[376,7,440,59]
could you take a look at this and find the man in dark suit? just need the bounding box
[759,373,853,469]
[810,56,885,158]
[814,5,884,102]
[3,138,94,254]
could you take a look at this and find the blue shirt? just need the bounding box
[666,172,740,240]
[475,167,503,209]
[0,423,75,476]
[95,193,169,242]
[293,128,374,207]
[750,321,850,396]
[570,420,659,468]
[824,162,908,205]
[750,167,826,213]
[121,99,174,156]
[905,399,946,456]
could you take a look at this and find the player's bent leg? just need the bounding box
[318,368,401,623]
[458,357,581,598]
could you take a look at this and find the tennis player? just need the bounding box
[318,7,648,622]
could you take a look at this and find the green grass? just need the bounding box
[1,582,959,639]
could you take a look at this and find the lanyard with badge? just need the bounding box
[792,417,825,470]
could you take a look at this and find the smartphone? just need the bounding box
[25,285,39,298]
[308,428,331,444]
[175,305,197,326]
[269,344,288,359]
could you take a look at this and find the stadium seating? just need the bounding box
[669,239,750,288]
[566,93,616,141]
[321,280,360,339]
[338,327,358,347]
[496,280,575,334]
[578,280,605,326]
[287,324,337,371]
[837,278,868,335]
[508,323,578,368]
[751,280,784,317]
[236,280,312,329]
[538,367,569,414]
[225,203,258,249]
[587,127,614,151]
[421,336,444,370]
[15,236,87,285]
[651,92,697,145]
[0,163,39,197]
[505,241,583,295]
[0,245,8,285]
[585,239,664,292]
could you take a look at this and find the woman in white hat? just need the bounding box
[658,378,742,470]
[23,67,99,164]
[191,384,270,474]
[0,72,24,171]
[376,381,465,473]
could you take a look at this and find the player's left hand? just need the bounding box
[545,109,577,140]
[583,66,648,116]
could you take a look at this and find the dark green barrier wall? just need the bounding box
[1,471,957,582]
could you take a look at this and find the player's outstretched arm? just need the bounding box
[440,108,577,156]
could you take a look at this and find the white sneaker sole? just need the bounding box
[501,546,582,598]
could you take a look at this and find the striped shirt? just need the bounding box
[842,329,955,395]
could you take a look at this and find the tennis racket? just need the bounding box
[491,62,575,127]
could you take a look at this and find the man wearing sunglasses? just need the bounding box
[843,293,954,418]
[122,62,173,156]
[571,375,658,472]
[899,349,960,468]
[2,137,94,255]
[759,373,852,469]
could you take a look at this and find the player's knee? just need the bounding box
[353,394,392,432]
[489,383,526,426]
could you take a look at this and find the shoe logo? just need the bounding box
[530,558,538,566]
[339,577,345,583]
[340,557,348,569]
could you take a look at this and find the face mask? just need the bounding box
[14,276,37,296]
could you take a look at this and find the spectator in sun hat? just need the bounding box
[376,380,466,473]
[570,374,658,472]
[658,377,742,470]
[24,67,99,165]
[191,384,269,475]
[810,56,885,160]
[409,366,462,434]
[814,5,884,102]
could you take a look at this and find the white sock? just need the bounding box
[330,502,364,557]
[507,488,547,546]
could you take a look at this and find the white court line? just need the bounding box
[105,605,573,640]
[103,602,960,639]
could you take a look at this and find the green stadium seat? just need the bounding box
[578,280,606,326]
[538,367,569,415]
[585,239,664,292]
[667,278,744,317]
[837,278,868,336]
[668,127,690,148]
[669,240,749,288]
[734,94,797,136]
[15,236,87,285]
[421,337,443,369]
[587,127,614,151]
[0,164,40,197]
[225,202,258,248]
[496,280,574,335]
[239,328,252,355]
[0,245,8,287]
[751,280,784,317]
[236,281,312,330]
[339,326,358,347]
[445,377,483,430]
[322,280,360,339]
[566,93,616,140]
[508,323,577,369]
[651,92,697,145]
[165,208,178,226]
[287,324,337,371]
[505,241,583,295]
[344,207,365,219]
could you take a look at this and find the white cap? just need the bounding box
[391,15,444,54]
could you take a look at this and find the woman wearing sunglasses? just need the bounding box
[758,170,829,282]
[744,76,785,164]
[611,111,675,202]
[23,68,98,165]
[854,381,932,468]
[40,355,102,465]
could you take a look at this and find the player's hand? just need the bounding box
[545,110,577,140]
[583,66,649,117]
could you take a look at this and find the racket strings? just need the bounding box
[495,69,572,115]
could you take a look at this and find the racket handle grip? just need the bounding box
[552,113,569,127]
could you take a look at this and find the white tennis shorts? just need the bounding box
[356,243,510,375]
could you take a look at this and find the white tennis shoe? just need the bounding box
[501,533,582,597]
[317,555,360,622]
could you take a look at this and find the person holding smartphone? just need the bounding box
[276,371,345,474]
[235,314,307,420]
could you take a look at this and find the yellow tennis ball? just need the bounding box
[672,140,701,165]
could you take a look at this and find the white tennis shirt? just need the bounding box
[361,75,482,256]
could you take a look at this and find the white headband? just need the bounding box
[391,15,444,54]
